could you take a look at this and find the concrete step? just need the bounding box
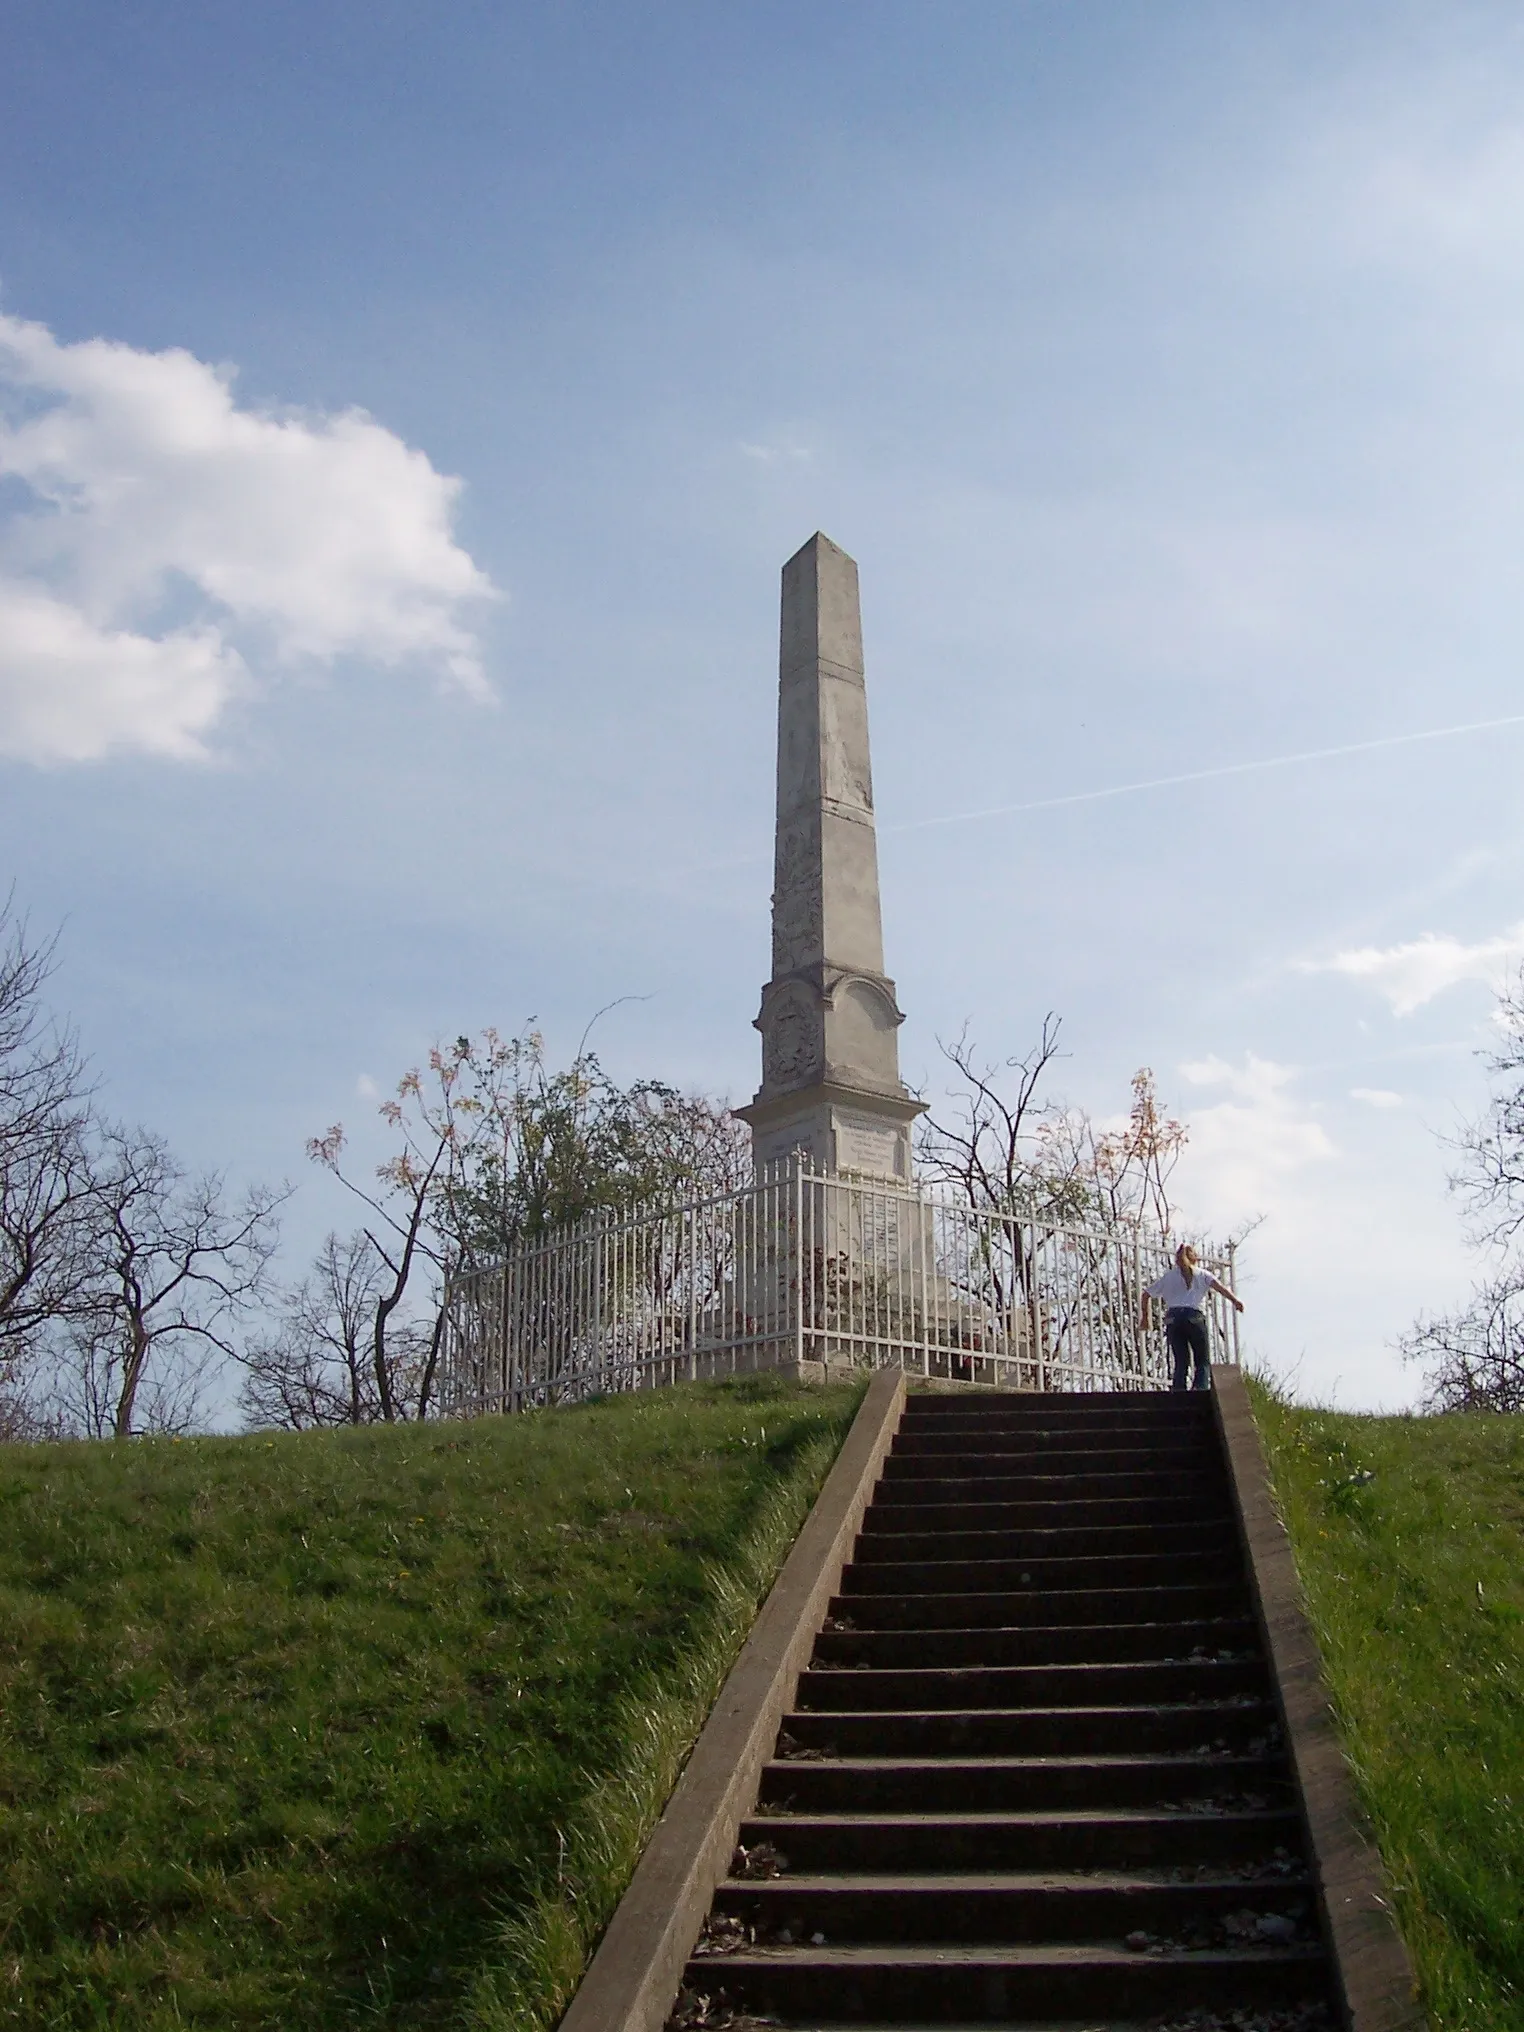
[684,2022,1329,2032]
[861,1496,1233,1532]
[892,1418,1219,1445]
[876,1467,1224,1502]
[837,1576,1251,1625]
[812,1623,1262,1671]
[757,1754,1292,1815]
[894,1431,1213,1455]
[797,1658,1269,1711]
[891,1429,1219,1461]
[682,1939,1329,2023]
[735,1808,1308,1873]
[778,1701,1282,1757]
[840,1551,1241,1593]
[884,1443,1219,1476]
[901,1394,1210,1421]
[895,1415,1210,1438]
[854,1521,1222,1562]
[712,1873,1317,1944]
[824,1593,1257,1639]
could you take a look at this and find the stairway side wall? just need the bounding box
[1212,1363,1424,2032]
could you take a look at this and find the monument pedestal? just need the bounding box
[737,1081,922,1182]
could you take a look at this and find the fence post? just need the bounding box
[1228,1238,1241,1366]
[794,1158,806,1375]
[687,1205,698,1382]
[590,1214,603,1394]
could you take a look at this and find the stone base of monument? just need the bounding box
[687,1344,1038,1391]
[685,1348,1022,1390]
[771,1360,1022,1391]
[740,1087,923,1184]
[715,1166,1039,1390]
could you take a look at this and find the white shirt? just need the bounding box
[1146,1267,1213,1311]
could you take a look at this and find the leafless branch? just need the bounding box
[0,894,99,1358]
[237,1231,435,1429]
[53,1124,287,1437]
[1402,1263,1524,1413]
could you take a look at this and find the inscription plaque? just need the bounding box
[836,1114,903,1178]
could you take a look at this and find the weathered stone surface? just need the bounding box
[737,534,924,1177]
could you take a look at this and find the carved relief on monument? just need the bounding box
[774,899,822,976]
[771,819,823,973]
[760,980,821,1092]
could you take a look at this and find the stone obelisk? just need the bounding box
[736,534,924,1179]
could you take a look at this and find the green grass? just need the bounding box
[0,1375,862,2031]
[1251,1378,1524,2030]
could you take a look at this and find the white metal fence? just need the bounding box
[440,1161,1239,1416]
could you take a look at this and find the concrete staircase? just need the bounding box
[676,1389,1337,2030]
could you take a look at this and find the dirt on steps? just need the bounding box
[669,1391,1338,2032]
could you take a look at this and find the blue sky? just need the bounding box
[6,1,1524,1409]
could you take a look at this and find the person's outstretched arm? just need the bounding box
[1208,1275,1244,1313]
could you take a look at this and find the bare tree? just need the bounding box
[309,1067,458,1422]
[237,1230,435,1429]
[1403,969,1524,1409]
[1452,969,1524,1248]
[53,1125,285,1438]
[0,1351,70,1440]
[0,897,97,1362]
[1403,1266,1524,1413]
[632,1088,753,1204]
[917,1019,1188,1235]
[914,1016,1069,1215]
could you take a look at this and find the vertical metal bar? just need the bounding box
[687,1205,697,1381]
[800,1154,812,1373]
[1228,1239,1241,1366]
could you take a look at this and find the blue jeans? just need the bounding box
[1165,1309,1211,1391]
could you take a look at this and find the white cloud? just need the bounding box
[1173,1054,1336,1236]
[738,438,812,463]
[1350,1087,1403,1109]
[0,582,246,762]
[0,311,497,765]
[1299,924,1524,1015]
[355,1073,379,1100]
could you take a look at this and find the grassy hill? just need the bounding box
[1252,1379,1524,2031]
[0,1374,862,2031]
[13,1370,1514,2032]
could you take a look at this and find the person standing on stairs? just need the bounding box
[1141,1242,1244,1391]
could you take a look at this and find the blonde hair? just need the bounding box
[1176,1243,1199,1284]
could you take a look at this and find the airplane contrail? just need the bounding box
[887,711,1524,835]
